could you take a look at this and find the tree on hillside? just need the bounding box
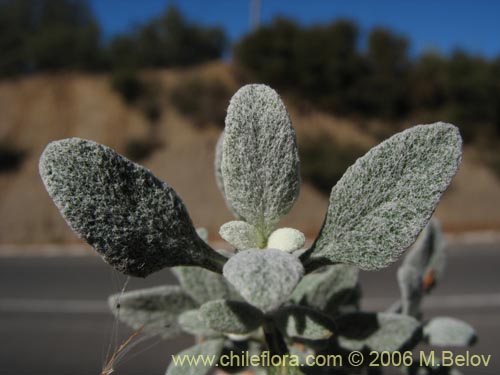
[109,6,227,70]
[295,20,363,113]
[361,27,411,118]
[234,18,364,114]
[444,50,498,140]
[0,0,36,75]
[411,51,447,110]
[0,0,103,76]
[234,18,300,88]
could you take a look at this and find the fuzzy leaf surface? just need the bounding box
[215,132,240,218]
[267,228,306,252]
[219,221,264,250]
[424,317,476,347]
[304,123,462,271]
[178,309,220,337]
[200,299,264,334]
[223,249,304,312]
[39,138,225,277]
[222,84,300,236]
[291,264,359,314]
[274,305,335,340]
[109,285,197,338]
[215,131,226,196]
[337,312,421,352]
[172,266,240,305]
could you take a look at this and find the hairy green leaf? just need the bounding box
[215,131,226,196]
[223,249,304,312]
[178,309,219,337]
[222,84,300,236]
[303,123,462,271]
[39,138,226,277]
[267,228,306,252]
[166,339,225,375]
[423,317,476,347]
[291,264,359,314]
[215,132,241,218]
[108,285,197,338]
[274,305,335,340]
[200,299,264,334]
[337,312,421,352]
[172,266,241,305]
[219,221,265,250]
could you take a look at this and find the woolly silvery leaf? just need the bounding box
[397,265,423,317]
[39,138,226,277]
[423,317,476,347]
[172,266,241,305]
[215,131,226,196]
[219,221,265,250]
[274,305,335,340]
[291,264,359,315]
[166,339,225,375]
[109,285,197,338]
[178,309,219,337]
[337,312,421,352]
[200,299,264,334]
[302,123,462,271]
[222,84,300,236]
[215,132,241,218]
[267,228,306,253]
[223,249,304,312]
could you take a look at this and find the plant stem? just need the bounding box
[262,320,288,356]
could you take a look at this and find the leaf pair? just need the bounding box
[39,138,226,277]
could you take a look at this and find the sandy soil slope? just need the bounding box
[0,63,499,245]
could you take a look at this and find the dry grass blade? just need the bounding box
[101,326,144,375]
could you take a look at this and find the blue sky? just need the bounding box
[89,0,500,58]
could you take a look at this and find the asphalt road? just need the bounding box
[0,241,499,375]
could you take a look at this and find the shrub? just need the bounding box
[107,6,227,71]
[170,77,231,128]
[123,138,160,162]
[110,69,144,104]
[300,134,367,195]
[0,0,104,76]
[39,84,474,375]
[0,142,25,172]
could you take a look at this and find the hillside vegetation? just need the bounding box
[0,62,499,245]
